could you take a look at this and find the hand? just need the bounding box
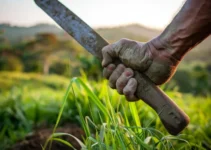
[102,38,180,101]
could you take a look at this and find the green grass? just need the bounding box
[0,71,211,149]
[46,77,210,149]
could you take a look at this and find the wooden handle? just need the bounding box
[134,71,189,135]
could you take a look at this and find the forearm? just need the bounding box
[153,0,211,60]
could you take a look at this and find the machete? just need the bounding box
[34,0,189,135]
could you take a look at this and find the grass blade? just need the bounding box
[51,138,76,149]
[129,102,142,132]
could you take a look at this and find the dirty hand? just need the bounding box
[102,38,180,101]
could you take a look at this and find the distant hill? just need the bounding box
[0,23,63,44]
[96,24,161,42]
[0,23,160,44]
[0,23,210,62]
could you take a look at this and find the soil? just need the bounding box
[12,123,85,150]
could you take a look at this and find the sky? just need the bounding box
[0,0,185,29]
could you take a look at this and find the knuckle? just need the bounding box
[115,69,124,76]
[117,38,129,46]
[119,38,137,47]
[107,64,115,71]
[119,38,129,44]
[116,79,124,89]
[102,45,112,56]
[130,40,138,46]
[102,45,110,52]
[117,64,125,70]
[130,78,137,85]
[124,68,134,77]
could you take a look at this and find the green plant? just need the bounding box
[0,72,210,149]
[44,77,204,150]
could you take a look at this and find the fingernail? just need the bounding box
[125,71,132,77]
[108,65,114,71]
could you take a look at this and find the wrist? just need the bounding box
[148,36,181,65]
[150,34,187,61]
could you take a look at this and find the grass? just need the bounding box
[0,71,211,149]
[45,77,209,149]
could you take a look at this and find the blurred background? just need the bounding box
[1,0,210,95]
[0,0,211,149]
[0,0,211,95]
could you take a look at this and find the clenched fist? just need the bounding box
[102,38,180,101]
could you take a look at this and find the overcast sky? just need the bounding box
[0,0,185,29]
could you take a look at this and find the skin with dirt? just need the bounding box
[12,124,84,150]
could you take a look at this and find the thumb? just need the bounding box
[102,43,119,67]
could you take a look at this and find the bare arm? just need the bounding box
[153,0,211,60]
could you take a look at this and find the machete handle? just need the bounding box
[133,71,189,135]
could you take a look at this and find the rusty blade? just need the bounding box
[34,0,108,59]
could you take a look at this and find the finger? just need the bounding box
[103,64,116,79]
[123,78,138,101]
[109,64,125,88]
[102,45,115,67]
[116,68,134,94]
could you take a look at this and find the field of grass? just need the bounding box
[0,71,211,150]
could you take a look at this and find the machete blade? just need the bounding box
[34,0,108,59]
